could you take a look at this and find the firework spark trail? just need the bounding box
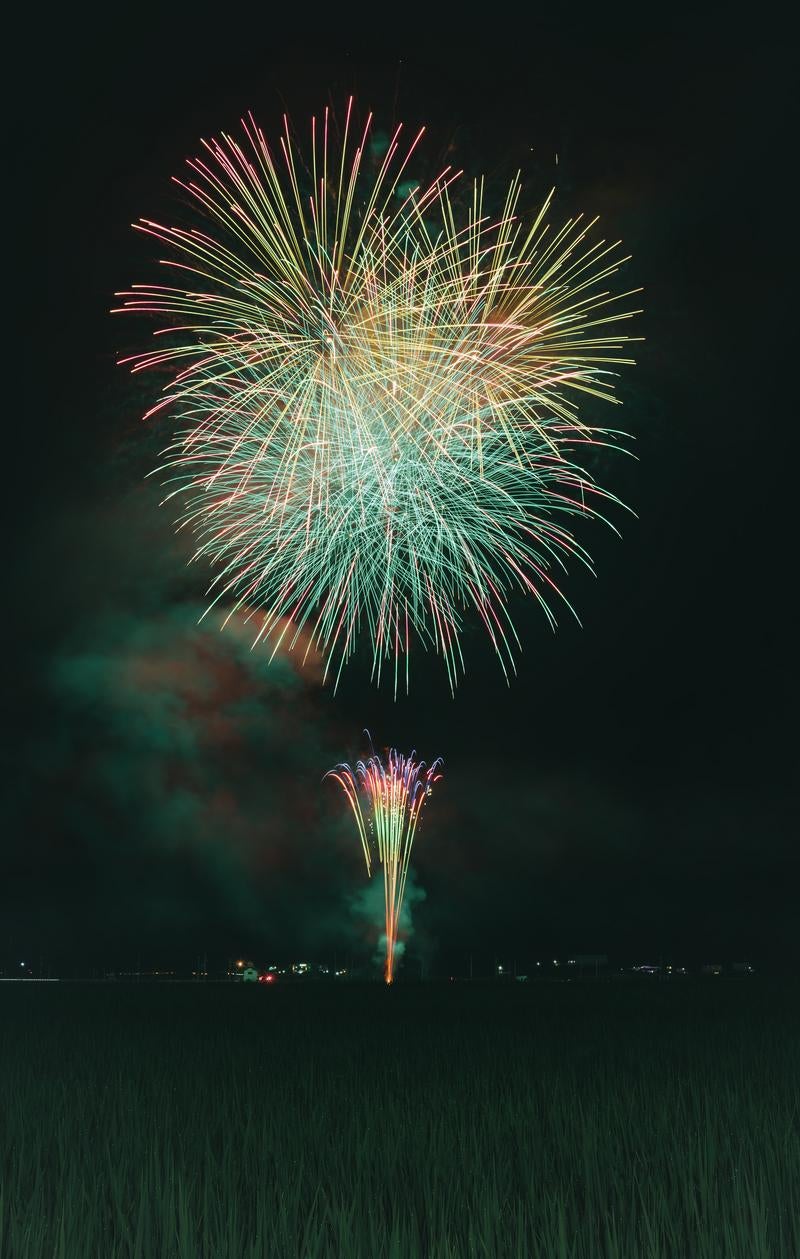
[326,743,442,983]
[116,100,640,691]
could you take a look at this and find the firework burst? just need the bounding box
[116,100,640,691]
[326,742,442,983]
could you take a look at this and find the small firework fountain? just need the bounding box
[326,741,443,983]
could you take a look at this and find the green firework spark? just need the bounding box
[116,100,641,691]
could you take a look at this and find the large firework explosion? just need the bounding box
[326,743,443,983]
[116,100,640,692]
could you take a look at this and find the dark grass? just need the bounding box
[2,978,798,1257]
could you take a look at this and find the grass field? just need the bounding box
[1,978,797,1258]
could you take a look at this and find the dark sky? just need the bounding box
[8,13,795,975]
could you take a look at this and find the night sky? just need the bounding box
[9,14,794,976]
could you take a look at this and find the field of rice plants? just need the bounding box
[1,978,798,1258]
